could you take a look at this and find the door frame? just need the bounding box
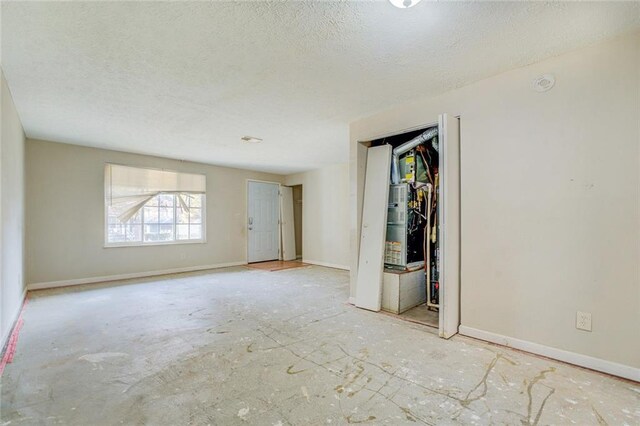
[246,179,282,263]
[280,185,297,261]
[281,180,305,261]
[437,113,461,339]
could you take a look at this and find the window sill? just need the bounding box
[104,239,207,249]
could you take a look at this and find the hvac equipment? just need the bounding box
[383,126,441,308]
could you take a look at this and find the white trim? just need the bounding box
[246,178,282,185]
[104,238,206,249]
[303,259,350,271]
[459,326,640,382]
[357,119,439,146]
[1,287,28,354]
[27,262,247,291]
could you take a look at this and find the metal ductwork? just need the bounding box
[390,127,438,184]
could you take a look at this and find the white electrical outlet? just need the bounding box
[576,311,592,332]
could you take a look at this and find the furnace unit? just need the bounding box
[384,183,425,270]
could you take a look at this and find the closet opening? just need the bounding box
[371,126,440,328]
[354,114,460,338]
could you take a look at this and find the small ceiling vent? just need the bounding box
[241,136,263,143]
[533,74,555,93]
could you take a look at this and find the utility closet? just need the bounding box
[355,114,460,338]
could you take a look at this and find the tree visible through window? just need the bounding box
[106,193,204,244]
[104,164,206,246]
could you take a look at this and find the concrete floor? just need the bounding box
[399,304,439,328]
[1,266,638,425]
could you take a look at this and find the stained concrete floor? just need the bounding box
[1,266,638,425]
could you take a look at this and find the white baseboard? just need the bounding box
[348,297,356,305]
[1,287,28,354]
[459,325,640,382]
[303,259,350,271]
[27,261,247,291]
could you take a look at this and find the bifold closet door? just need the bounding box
[355,144,392,311]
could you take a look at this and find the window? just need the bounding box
[105,164,206,246]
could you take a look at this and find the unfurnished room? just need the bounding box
[0,1,639,425]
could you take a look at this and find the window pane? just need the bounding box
[176,224,189,240]
[190,225,202,240]
[129,210,142,224]
[158,194,174,207]
[158,224,174,241]
[144,224,159,242]
[190,194,203,208]
[177,208,189,224]
[158,207,173,224]
[108,224,126,243]
[146,196,159,207]
[189,208,202,224]
[125,224,142,242]
[144,206,159,223]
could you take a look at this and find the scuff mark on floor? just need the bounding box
[592,405,608,426]
[524,367,556,426]
[301,386,310,402]
[237,407,249,420]
[460,353,515,407]
[286,365,306,374]
[78,352,128,363]
[400,406,418,422]
[345,414,376,424]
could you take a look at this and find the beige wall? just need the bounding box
[350,33,640,369]
[0,70,26,347]
[285,163,350,270]
[26,140,283,285]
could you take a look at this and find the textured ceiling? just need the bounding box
[2,2,639,174]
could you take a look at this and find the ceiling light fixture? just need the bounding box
[241,136,263,143]
[389,0,422,8]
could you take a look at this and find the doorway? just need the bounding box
[247,181,280,263]
[292,185,303,260]
[279,184,302,261]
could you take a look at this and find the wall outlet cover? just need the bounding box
[576,311,592,332]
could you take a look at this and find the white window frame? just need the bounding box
[104,167,207,248]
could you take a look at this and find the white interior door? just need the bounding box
[438,113,461,338]
[355,144,392,311]
[248,181,280,263]
[280,186,296,261]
